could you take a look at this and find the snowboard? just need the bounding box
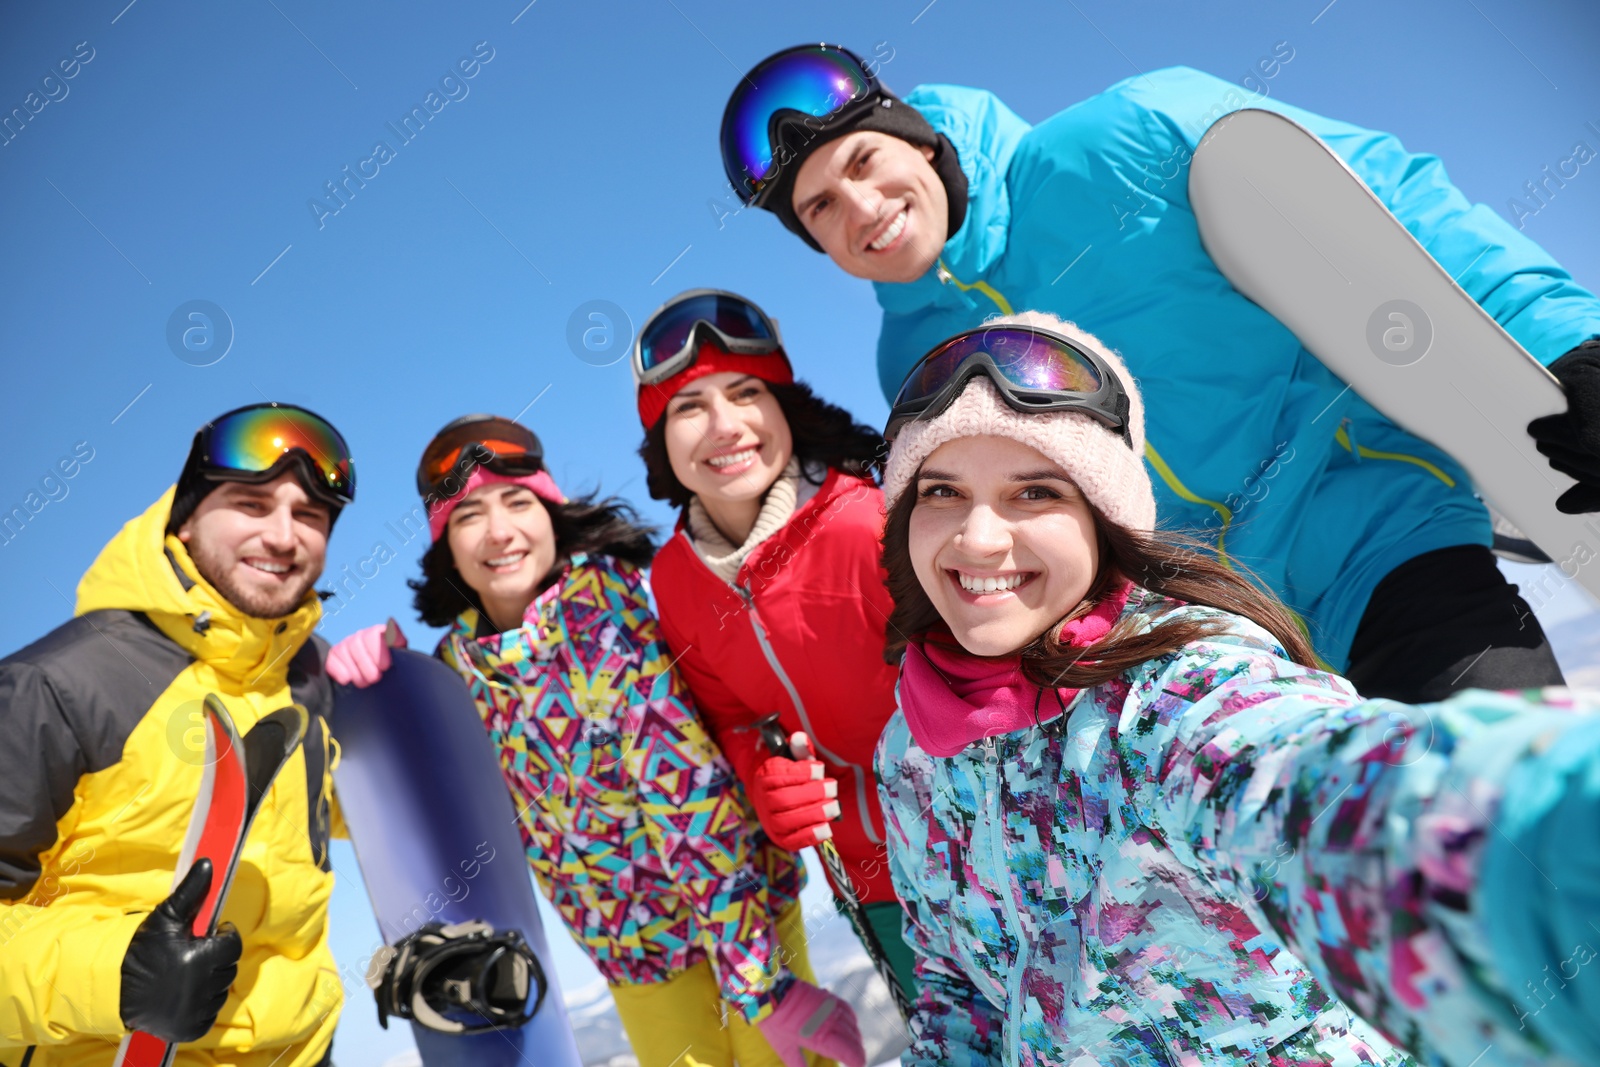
[116,696,309,1067]
[1189,107,1600,598]
[330,648,582,1067]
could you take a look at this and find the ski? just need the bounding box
[114,696,309,1067]
[757,716,913,1023]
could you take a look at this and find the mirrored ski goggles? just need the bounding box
[721,43,880,206]
[196,403,355,505]
[633,289,788,386]
[886,326,1134,447]
[415,415,546,498]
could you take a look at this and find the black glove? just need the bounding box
[1528,339,1600,514]
[119,858,242,1043]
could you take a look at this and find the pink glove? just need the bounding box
[326,619,406,687]
[756,979,865,1067]
[751,732,842,851]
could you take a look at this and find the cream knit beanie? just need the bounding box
[882,311,1156,532]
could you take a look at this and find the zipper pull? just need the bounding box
[936,260,953,285]
[1341,417,1361,462]
[982,736,1000,767]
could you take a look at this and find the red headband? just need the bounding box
[428,467,565,542]
[636,340,795,428]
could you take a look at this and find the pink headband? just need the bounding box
[427,467,565,542]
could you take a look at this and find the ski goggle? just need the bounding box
[193,403,355,505]
[721,43,881,206]
[416,415,546,498]
[633,289,788,387]
[886,326,1133,447]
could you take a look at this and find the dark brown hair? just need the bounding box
[409,493,656,629]
[637,379,884,509]
[880,483,1320,689]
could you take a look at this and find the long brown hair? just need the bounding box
[880,485,1320,689]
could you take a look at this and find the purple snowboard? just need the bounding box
[332,648,582,1067]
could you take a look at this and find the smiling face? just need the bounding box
[663,370,793,542]
[791,130,948,283]
[908,435,1100,657]
[178,472,331,619]
[445,482,558,632]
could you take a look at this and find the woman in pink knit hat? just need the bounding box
[325,414,862,1067]
[875,311,1600,1067]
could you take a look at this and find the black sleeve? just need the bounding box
[0,610,191,900]
[288,633,336,870]
[0,661,88,900]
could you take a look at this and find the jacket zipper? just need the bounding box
[979,735,1027,1064]
[732,582,882,845]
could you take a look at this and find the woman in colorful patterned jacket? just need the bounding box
[634,290,919,1001]
[874,311,1600,1067]
[326,415,864,1067]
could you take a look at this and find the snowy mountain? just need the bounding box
[561,907,911,1067]
[1548,610,1600,690]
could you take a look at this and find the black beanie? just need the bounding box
[759,93,969,253]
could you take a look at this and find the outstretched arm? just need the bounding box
[1120,66,1600,363]
[1126,609,1600,1067]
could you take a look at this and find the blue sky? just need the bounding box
[3,1,1599,1063]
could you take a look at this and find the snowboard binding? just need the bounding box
[367,920,547,1034]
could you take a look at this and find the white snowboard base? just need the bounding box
[1190,107,1600,599]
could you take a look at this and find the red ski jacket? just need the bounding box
[652,467,901,905]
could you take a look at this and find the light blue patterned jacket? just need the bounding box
[876,587,1599,1067]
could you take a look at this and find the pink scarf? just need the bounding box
[899,582,1132,757]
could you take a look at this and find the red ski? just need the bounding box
[114,695,308,1067]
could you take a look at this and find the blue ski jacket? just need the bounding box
[874,68,1600,667]
[876,586,1600,1067]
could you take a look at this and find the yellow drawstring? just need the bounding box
[936,258,1014,316]
[1143,441,1234,568]
[1335,424,1455,487]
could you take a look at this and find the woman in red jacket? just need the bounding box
[634,289,916,1002]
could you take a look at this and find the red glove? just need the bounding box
[750,732,841,851]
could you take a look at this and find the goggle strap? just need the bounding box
[195,450,353,508]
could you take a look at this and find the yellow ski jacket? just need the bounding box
[0,490,343,1067]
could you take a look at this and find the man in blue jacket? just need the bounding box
[717,44,1600,701]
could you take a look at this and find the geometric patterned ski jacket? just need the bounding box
[438,552,804,1021]
[877,586,1599,1067]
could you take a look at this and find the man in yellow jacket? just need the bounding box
[0,403,357,1067]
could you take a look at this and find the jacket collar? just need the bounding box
[672,465,850,587]
[873,85,1033,318]
[444,555,579,685]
